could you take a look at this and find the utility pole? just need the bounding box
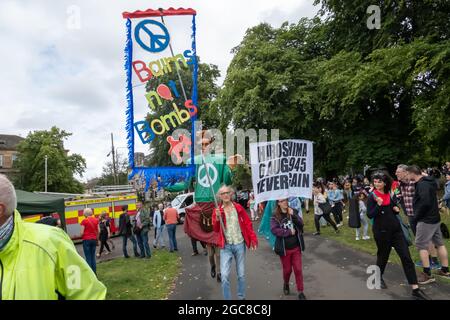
[44,155,48,192]
[111,133,118,185]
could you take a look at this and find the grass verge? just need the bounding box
[301,207,450,284]
[97,250,181,300]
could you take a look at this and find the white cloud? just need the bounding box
[0,0,318,183]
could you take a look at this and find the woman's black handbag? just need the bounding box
[299,233,306,252]
[396,215,412,246]
[348,197,361,228]
[274,237,285,256]
[441,223,450,239]
[318,201,332,215]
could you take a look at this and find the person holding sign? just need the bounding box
[212,185,258,300]
[367,172,430,300]
[270,198,306,300]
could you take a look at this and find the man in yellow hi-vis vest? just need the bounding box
[0,174,106,300]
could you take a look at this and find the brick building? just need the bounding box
[0,134,24,178]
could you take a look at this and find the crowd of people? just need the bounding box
[0,159,449,300]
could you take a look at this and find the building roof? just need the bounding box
[0,134,24,151]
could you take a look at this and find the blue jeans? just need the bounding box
[122,234,139,257]
[82,239,97,274]
[153,225,166,248]
[137,230,152,257]
[166,224,178,251]
[220,242,246,300]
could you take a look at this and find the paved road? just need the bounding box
[76,221,450,300]
[168,220,450,300]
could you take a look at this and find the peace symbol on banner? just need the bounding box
[134,19,170,53]
[197,164,218,188]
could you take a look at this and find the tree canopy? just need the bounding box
[14,127,86,193]
[216,1,449,177]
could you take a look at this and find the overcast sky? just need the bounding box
[0,0,318,182]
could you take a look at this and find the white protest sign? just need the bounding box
[250,139,313,203]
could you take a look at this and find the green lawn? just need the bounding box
[302,207,450,283]
[97,250,181,300]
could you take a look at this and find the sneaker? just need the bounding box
[313,232,321,236]
[436,270,450,278]
[417,272,435,285]
[192,252,199,256]
[283,283,290,295]
[211,266,216,278]
[363,236,371,240]
[355,237,360,241]
[298,292,307,300]
[380,278,387,289]
[412,288,432,300]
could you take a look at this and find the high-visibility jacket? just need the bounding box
[0,210,107,300]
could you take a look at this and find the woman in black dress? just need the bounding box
[97,212,112,258]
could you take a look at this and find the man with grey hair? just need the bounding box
[0,174,106,299]
[213,185,258,300]
[153,203,166,249]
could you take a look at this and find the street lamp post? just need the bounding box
[115,147,129,185]
[44,155,48,192]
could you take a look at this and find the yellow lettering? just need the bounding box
[145,91,162,110]
[150,119,165,135]
[148,60,164,77]
[161,110,181,131]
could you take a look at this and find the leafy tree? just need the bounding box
[314,0,450,55]
[232,164,253,190]
[14,127,86,193]
[216,2,450,177]
[97,153,129,185]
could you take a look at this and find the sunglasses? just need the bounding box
[220,191,231,195]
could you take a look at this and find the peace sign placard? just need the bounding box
[134,19,170,53]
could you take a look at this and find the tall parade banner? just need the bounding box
[122,8,198,190]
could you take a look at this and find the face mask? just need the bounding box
[0,215,14,251]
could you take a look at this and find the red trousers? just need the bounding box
[279,247,304,292]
